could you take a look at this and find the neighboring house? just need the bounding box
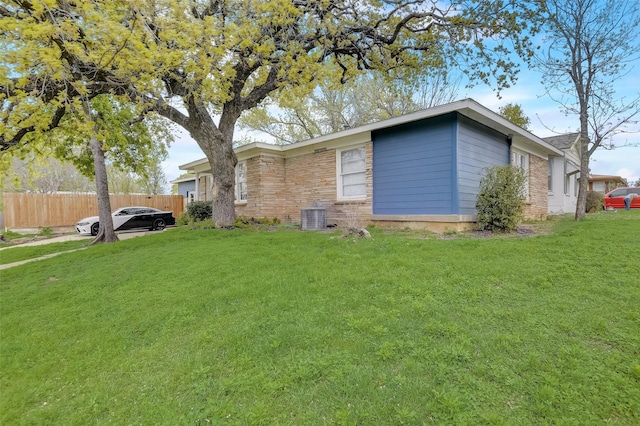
[543,133,581,215]
[171,175,197,202]
[588,174,627,194]
[176,98,566,232]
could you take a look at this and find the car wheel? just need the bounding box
[90,222,100,236]
[153,218,166,231]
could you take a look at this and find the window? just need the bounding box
[548,158,553,192]
[564,161,570,195]
[337,146,366,199]
[235,162,247,201]
[512,150,529,199]
[574,175,578,197]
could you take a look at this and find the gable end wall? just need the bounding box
[456,114,511,215]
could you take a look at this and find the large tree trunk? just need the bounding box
[185,102,239,228]
[201,132,237,228]
[82,101,118,243]
[88,131,118,243]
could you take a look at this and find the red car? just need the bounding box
[603,187,640,209]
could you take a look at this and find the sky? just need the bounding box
[160,42,640,189]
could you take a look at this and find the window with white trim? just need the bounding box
[235,162,247,202]
[512,150,529,199]
[337,146,366,200]
[564,160,570,195]
[548,158,553,192]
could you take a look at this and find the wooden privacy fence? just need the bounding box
[2,193,185,229]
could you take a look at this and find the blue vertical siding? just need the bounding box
[373,114,456,215]
[456,115,510,215]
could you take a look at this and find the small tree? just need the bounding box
[476,166,527,232]
[498,103,531,130]
[534,0,640,220]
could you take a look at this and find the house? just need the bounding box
[176,98,571,232]
[543,133,581,214]
[588,174,627,194]
[171,175,197,203]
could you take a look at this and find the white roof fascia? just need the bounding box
[178,158,209,172]
[178,98,563,169]
[170,176,196,184]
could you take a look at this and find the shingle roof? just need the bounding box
[543,133,580,150]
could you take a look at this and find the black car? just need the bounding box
[76,206,176,236]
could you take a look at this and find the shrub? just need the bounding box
[476,165,526,232]
[175,212,191,226]
[586,191,604,213]
[185,201,212,222]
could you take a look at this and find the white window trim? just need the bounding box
[564,160,570,195]
[235,161,247,203]
[548,157,553,194]
[336,145,367,201]
[512,150,529,200]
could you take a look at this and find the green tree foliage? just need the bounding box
[51,96,170,182]
[498,103,531,130]
[1,0,539,228]
[476,166,526,232]
[534,0,640,220]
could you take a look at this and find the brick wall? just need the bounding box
[524,154,548,220]
[236,154,287,219]
[237,143,373,227]
[285,143,373,226]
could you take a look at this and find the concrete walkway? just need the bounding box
[0,231,153,270]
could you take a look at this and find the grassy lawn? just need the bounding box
[0,240,89,265]
[1,212,639,424]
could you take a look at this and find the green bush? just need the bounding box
[586,191,604,213]
[476,165,526,232]
[185,201,212,222]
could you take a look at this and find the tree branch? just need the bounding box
[0,106,66,152]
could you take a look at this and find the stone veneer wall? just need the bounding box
[523,154,548,221]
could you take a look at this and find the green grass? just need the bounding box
[0,240,89,265]
[1,212,639,424]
